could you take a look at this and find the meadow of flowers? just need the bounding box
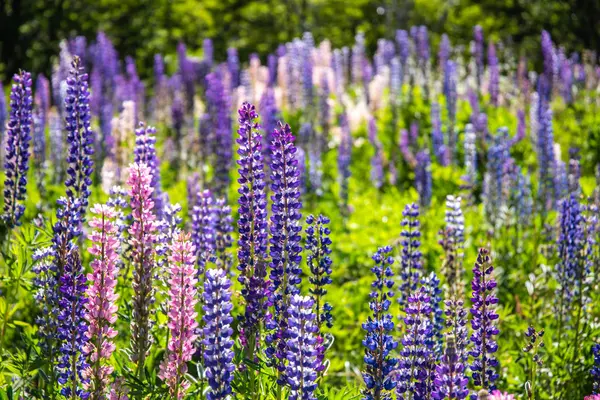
[0,25,600,400]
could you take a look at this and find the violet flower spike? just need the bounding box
[203,268,236,400]
[2,70,33,228]
[398,203,423,310]
[361,246,398,400]
[235,102,268,356]
[469,248,500,392]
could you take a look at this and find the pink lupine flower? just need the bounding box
[109,377,129,400]
[127,162,159,375]
[158,231,198,399]
[585,396,600,400]
[488,390,515,400]
[83,204,120,399]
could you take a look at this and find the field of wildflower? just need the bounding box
[0,23,600,400]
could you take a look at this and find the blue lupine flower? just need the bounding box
[286,295,319,400]
[206,71,232,195]
[227,47,240,90]
[398,203,423,309]
[2,70,33,228]
[431,102,448,166]
[361,246,398,400]
[192,189,216,275]
[396,286,435,399]
[473,26,485,90]
[415,150,432,208]
[488,42,499,106]
[338,112,352,213]
[0,82,7,158]
[368,117,384,189]
[134,122,163,217]
[537,103,556,212]
[439,34,451,71]
[203,268,236,400]
[57,251,89,399]
[214,197,234,270]
[235,102,269,354]
[266,122,304,376]
[64,56,95,222]
[422,272,444,356]
[440,195,465,298]
[469,248,500,392]
[444,60,458,161]
[591,344,600,394]
[259,87,279,171]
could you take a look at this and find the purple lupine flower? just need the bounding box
[227,47,240,90]
[35,73,50,122]
[488,42,499,106]
[57,250,90,399]
[134,122,163,217]
[2,70,33,228]
[192,189,216,274]
[433,335,469,399]
[352,32,365,86]
[469,248,500,392]
[206,71,232,195]
[286,295,319,400]
[332,49,344,99]
[203,268,235,400]
[409,121,419,148]
[127,163,158,375]
[152,54,170,125]
[483,128,512,228]
[431,102,448,166]
[473,26,485,91]
[396,286,435,399]
[214,197,234,271]
[396,30,410,69]
[512,109,526,145]
[445,295,469,366]
[541,31,554,100]
[235,102,268,357]
[198,112,214,168]
[0,82,7,160]
[400,128,416,167]
[33,74,50,171]
[203,38,214,68]
[361,246,398,400]
[83,204,120,399]
[440,195,465,298]
[338,112,352,213]
[266,122,304,377]
[422,271,444,356]
[158,232,198,399]
[171,88,185,167]
[368,117,384,189]
[560,56,573,103]
[509,167,533,227]
[398,203,423,309]
[415,150,432,208]
[64,56,95,222]
[444,60,458,162]
[268,53,277,87]
[568,148,581,195]
[53,41,72,117]
[555,195,585,316]
[306,214,333,330]
[69,36,87,60]
[439,34,451,71]
[390,57,402,108]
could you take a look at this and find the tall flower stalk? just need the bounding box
[398,203,423,310]
[2,70,33,228]
[235,102,268,363]
[83,204,120,399]
[469,248,500,392]
[361,246,398,400]
[159,232,198,399]
[128,162,158,377]
[203,268,236,400]
[266,121,303,377]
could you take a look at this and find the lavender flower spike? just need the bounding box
[235,102,268,357]
[266,121,304,375]
[286,295,319,400]
[469,248,500,392]
[361,246,398,400]
[433,335,469,399]
[65,56,95,222]
[203,268,236,400]
[134,122,163,217]
[2,70,33,228]
[398,203,423,309]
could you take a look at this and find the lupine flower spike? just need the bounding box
[159,232,198,399]
[83,204,120,399]
[128,162,158,376]
[469,248,500,393]
[203,268,236,400]
[2,70,33,228]
[361,246,398,400]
